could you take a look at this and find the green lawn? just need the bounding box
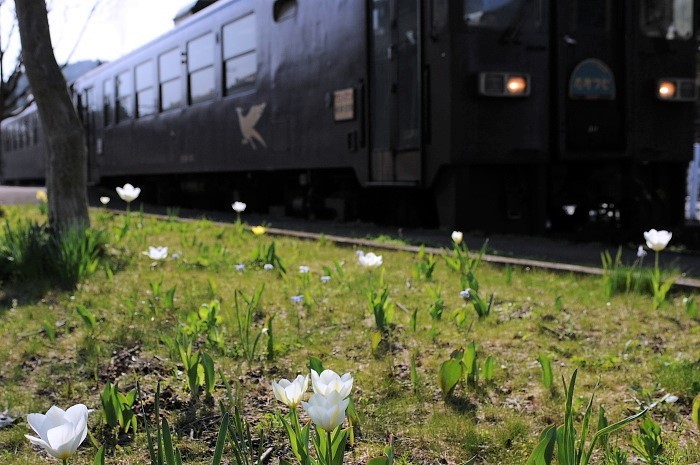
[0,204,698,464]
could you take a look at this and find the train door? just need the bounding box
[369,0,422,183]
[554,0,625,156]
[79,87,99,184]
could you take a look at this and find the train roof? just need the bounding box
[74,0,239,84]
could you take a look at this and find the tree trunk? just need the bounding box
[14,0,89,231]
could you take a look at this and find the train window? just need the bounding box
[570,0,610,32]
[190,67,215,103]
[103,79,113,127]
[223,13,257,94]
[431,0,449,36]
[641,0,693,40]
[159,48,182,111]
[273,0,297,22]
[116,70,133,122]
[187,33,215,104]
[463,0,540,30]
[136,60,155,117]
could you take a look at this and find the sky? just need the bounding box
[0,0,195,71]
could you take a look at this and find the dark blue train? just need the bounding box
[1,0,696,237]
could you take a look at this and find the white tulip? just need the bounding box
[144,246,168,260]
[25,404,88,461]
[451,231,463,244]
[99,196,110,205]
[272,374,309,408]
[358,252,382,268]
[232,201,246,213]
[116,183,141,203]
[311,369,353,398]
[643,229,672,252]
[302,391,349,432]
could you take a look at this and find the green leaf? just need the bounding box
[483,355,495,382]
[76,305,96,329]
[161,418,178,465]
[438,359,464,397]
[93,445,105,465]
[693,393,700,429]
[583,408,648,464]
[330,428,349,465]
[371,331,383,352]
[537,354,553,389]
[308,356,325,374]
[525,425,556,465]
[201,352,215,395]
[210,413,229,465]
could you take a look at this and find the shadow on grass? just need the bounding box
[445,394,479,415]
[0,279,53,315]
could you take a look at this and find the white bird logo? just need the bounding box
[236,103,267,150]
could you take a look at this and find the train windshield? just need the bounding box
[640,0,693,40]
[463,0,539,30]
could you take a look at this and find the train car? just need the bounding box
[1,105,46,183]
[3,0,697,236]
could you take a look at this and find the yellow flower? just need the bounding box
[251,225,266,235]
[36,190,47,203]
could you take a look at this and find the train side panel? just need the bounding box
[74,0,368,185]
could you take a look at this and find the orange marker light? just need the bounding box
[657,80,676,99]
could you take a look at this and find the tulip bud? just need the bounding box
[272,374,309,408]
[302,391,349,432]
[311,369,353,398]
[643,229,672,252]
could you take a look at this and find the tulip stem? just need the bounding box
[654,251,659,276]
[326,429,333,465]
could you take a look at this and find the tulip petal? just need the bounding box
[46,423,78,459]
[26,413,48,438]
[63,404,87,425]
[25,434,51,450]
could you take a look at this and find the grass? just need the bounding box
[0,204,699,464]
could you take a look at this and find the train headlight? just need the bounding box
[656,78,696,101]
[657,80,676,99]
[478,72,530,97]
[506,76,527,95]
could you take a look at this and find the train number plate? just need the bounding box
[333,88,355,121]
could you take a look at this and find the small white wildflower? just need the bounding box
[299,266,310,273]
[264,263,274,270]
[236,263,245,271]
[637,245,647,258]
[291,295,304,303]
[460,289,471,300]
[321,275,331,283]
